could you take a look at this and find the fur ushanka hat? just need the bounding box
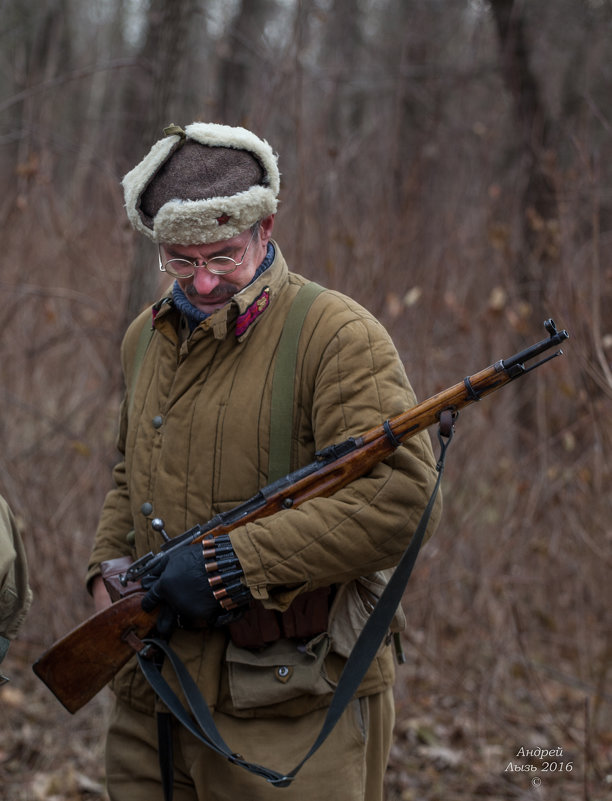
[122,122,280,245]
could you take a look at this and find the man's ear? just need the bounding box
[259,214,275,244]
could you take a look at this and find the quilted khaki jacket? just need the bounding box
[87,243,441,716]
[0,495,32,644]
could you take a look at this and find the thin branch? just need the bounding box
[0,57,139,115]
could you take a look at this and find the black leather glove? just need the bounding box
[141,547,221,636]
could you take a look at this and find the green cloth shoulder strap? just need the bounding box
[268,282,325,482]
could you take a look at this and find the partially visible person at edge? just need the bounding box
[87,121,442,801]
[0,494,33,685]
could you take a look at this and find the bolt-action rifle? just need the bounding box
[33,319,569,714]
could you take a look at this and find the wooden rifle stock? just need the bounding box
[33,593,155,713]
[33,319,569,713]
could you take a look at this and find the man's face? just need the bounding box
[160,215,274,314]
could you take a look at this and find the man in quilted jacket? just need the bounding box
[88,122,442,801]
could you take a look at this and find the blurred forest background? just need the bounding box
[0,0,610,799]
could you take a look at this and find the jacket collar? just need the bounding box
[153,240,289,342]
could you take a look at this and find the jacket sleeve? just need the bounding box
[85,311,150,590]
[230,300,442,610]
[85,419,134,591]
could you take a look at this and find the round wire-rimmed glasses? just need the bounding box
[158,228,258,278]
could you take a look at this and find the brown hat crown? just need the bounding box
[122,122,280,245]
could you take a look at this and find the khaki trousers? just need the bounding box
[105,689,395,801]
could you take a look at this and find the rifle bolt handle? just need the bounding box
[151,517,170,542]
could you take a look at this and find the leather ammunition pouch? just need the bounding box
[228,586,331,649]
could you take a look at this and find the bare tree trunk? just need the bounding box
[120,0,200,325]
[322,0,364,139]
[489,0,563,451]
[69,0,132,209]
[489,0,560,306]
[216,0,277,128]
[1,0,72,224]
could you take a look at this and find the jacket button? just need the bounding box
[141,502,153,516]
[275,665,292,683]
[152,415,163,428]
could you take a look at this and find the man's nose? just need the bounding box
[191,265,220,294]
